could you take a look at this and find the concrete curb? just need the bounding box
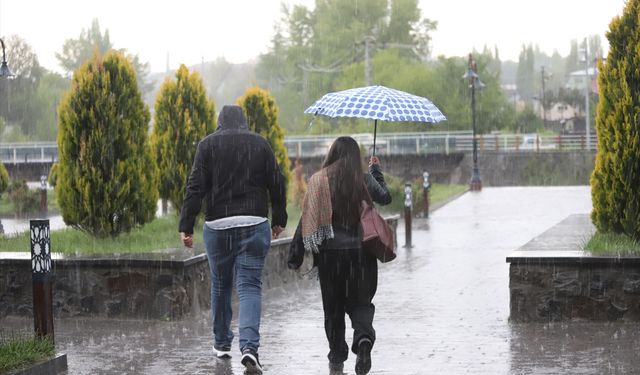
[9,353,67,375]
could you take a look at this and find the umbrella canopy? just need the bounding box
[304,85,446,123]
[304,85,446,156]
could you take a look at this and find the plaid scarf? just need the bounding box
[301,169,334,253]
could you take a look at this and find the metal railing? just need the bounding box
[285,132,598,158]
[0,133,598,163]
[0,142,58,163]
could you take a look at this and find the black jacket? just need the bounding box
[179,105,287,234]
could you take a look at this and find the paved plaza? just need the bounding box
[4,186,640,374]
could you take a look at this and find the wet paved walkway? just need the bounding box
[5,186,640,374]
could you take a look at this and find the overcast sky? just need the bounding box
[0,0,627,74]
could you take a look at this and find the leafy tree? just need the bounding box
[516,44,536,101]
[565,39,581,74]
[237,87,292,185]
[257,0,437,134]
[56,51,158,238]
[151,64,216,213]
[56,19,152,95]
[515,104,542,134]
[31,71,70,140]
[0,35,43,136]
[591,0,640,241]
[56,19,112,73]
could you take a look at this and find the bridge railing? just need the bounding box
[0,142,58,163]
[285,132,597,157]
[0,133,597,163]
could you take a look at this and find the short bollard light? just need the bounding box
[39,175,48,213]
[404,183,412,248]
[423,172,430,219]
[30,219,54,342]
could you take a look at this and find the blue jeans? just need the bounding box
[203,221,271,352]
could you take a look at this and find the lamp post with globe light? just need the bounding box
[463,54,484,191]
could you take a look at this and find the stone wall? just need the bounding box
[507,214,640,322]
[0,216,398,320]
[509,263,640,322]
[0,251,212,320]
[460,151,596,186]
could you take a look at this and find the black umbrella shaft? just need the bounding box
[373,120,377,157]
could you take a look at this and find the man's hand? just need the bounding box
[272,225,284,239]
[181,232,193,248]
[369,156,381,168]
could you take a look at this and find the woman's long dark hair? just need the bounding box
[322,136,368,226]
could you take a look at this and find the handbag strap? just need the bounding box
[362,178,374,206]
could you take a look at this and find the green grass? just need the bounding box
[427,183,468,206]
[379,176,468,215]
[585,232,640,255]
[0,335,55,373]
[0,215,185,254]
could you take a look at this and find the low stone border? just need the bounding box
[0,216,398,320]
[8,353,67,375]
[506,214,640,322]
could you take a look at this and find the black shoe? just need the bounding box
[241,347,263,374]
[355,340,372,375]
[329,361,344,372]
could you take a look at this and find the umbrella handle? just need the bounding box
[372,120,377,157]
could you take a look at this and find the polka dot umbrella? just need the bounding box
[304,85,446,156]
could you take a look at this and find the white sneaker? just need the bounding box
[213,345,231,359]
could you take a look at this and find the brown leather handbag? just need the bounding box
[360,199,396,263]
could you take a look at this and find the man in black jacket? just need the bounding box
[179,105,287,374]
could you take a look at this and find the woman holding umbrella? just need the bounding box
[291,136,391,374]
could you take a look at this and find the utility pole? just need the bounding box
[363,36,375,86]
[541,66,546,126]
[584,38,591,149]
[302,67,309,108]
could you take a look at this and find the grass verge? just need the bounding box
[585,231,640,255]
[0,335,55,373]
[0,215,184,254]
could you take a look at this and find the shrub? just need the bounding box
[7,180,40,215]
[47,163,58,188]
[0,163,8,197]
[151,65,216,213]
[237,87,292,185]
[56,51,158,238]
[591,0,640,240]
[291,159,307,208]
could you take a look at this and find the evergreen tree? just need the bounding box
[237,87,292,185]
[591,0,640,240]
[516,44,536,101]
[151,64,216,213]
[56,51,158,238]
[0,162,8,197]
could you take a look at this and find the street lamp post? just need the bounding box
[0,38,13,78]
[578,38,591,149]
[463,54,483,191]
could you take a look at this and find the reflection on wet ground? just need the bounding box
[3,187,639,374]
